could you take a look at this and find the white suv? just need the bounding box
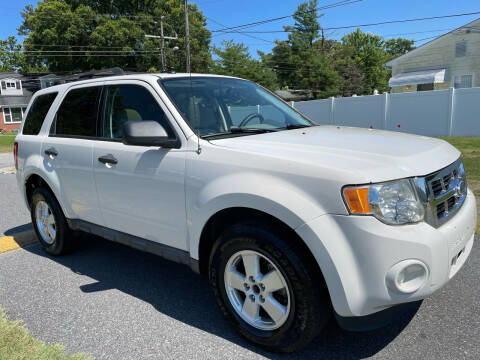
[15,74,476,352]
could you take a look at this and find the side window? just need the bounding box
[23,92,58,135]
[103,84,174,139]
[54,86,101,137]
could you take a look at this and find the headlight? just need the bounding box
[343,179,424,225]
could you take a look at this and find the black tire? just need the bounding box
[209,220,331,352]
[31,187,73,256]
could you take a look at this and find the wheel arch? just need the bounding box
[196,207,327,290]
[24,171,69,218]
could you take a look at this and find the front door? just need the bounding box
[93,81,187,250]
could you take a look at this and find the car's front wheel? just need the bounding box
[209,220,331,352]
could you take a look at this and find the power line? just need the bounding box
[207,17,275,44]
[214,11,480,35]
[210,0,362,34]
[21,53,163,57]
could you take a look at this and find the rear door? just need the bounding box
[41,84,104,225]
[92,80,187,250]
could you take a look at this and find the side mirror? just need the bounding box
[122,121,179,148]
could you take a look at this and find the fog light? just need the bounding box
[386,260,428,294]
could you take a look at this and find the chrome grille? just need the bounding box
[413,159,467,228]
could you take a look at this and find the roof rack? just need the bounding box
[62,67,127,83]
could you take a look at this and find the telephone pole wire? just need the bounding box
[184,0,191,73]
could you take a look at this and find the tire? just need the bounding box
[209,220,331,352]
[31,187,73,256]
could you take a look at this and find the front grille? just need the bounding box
[430,169,459,197]
[414,159,467,228]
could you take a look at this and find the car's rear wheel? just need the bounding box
[31,187,73,256]
[209,220,331,352]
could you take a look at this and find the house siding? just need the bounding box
[389,19,480,92]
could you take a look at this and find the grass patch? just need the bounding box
[0,308,90,360]
[0,135,16,154]
[441,137,480,233]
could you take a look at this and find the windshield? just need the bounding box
[159,77,313,138]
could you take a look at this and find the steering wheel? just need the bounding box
[238,113,265,127]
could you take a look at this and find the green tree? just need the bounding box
[332,45,365,97]
[213,40,278,90]
[0,36,26,72]
[385,37,415,57]
[0,36,44,72]
[19,0,212,73]
[341,29,390,94]
[264,0,338,98]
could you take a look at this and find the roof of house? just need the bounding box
[0,73,36,104]
[385,17,480,67]
[0,73,23,80]
[0,96,31,106]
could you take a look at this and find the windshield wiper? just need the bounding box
[280,124,313,130]
[201,127,277,139]
[230,126,278,134]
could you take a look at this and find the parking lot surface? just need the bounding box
[0,173,479,359]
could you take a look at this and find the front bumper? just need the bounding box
[296,188,476,317]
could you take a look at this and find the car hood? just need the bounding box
[209,125,460,183]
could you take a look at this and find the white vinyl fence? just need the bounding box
[293,87,480,136]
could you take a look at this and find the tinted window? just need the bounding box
[22,92,58,135]
[54,86,101,137]
[103,85,174,139]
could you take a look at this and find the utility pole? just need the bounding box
[145,18,178,73]
[160,16,166,72]
[184,0,191,73]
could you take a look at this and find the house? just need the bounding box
[0,73,33,131]
[385,18,480,93]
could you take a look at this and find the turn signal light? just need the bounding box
[343,187,371,214]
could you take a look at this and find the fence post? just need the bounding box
[330,97,335,125]
[447,87,455,136]
[383,92,389,130]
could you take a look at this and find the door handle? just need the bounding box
[44,147,58,157]
[98,154,118,165]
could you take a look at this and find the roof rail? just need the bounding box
[63,67,126,83]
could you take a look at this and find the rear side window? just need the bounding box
[53,86,102,137]
[22,92,58,135]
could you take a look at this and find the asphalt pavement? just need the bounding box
[0,173,30,232]
[0,173,479,359]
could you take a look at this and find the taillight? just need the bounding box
[13,142,18,170]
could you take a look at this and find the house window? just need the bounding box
[417,83,434,92]
[2,106,26,123]
[454,75,473,89]
[455,41,467,58]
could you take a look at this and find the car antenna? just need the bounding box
[196,129,202,155]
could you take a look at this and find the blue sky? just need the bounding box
[1,0,480,57]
